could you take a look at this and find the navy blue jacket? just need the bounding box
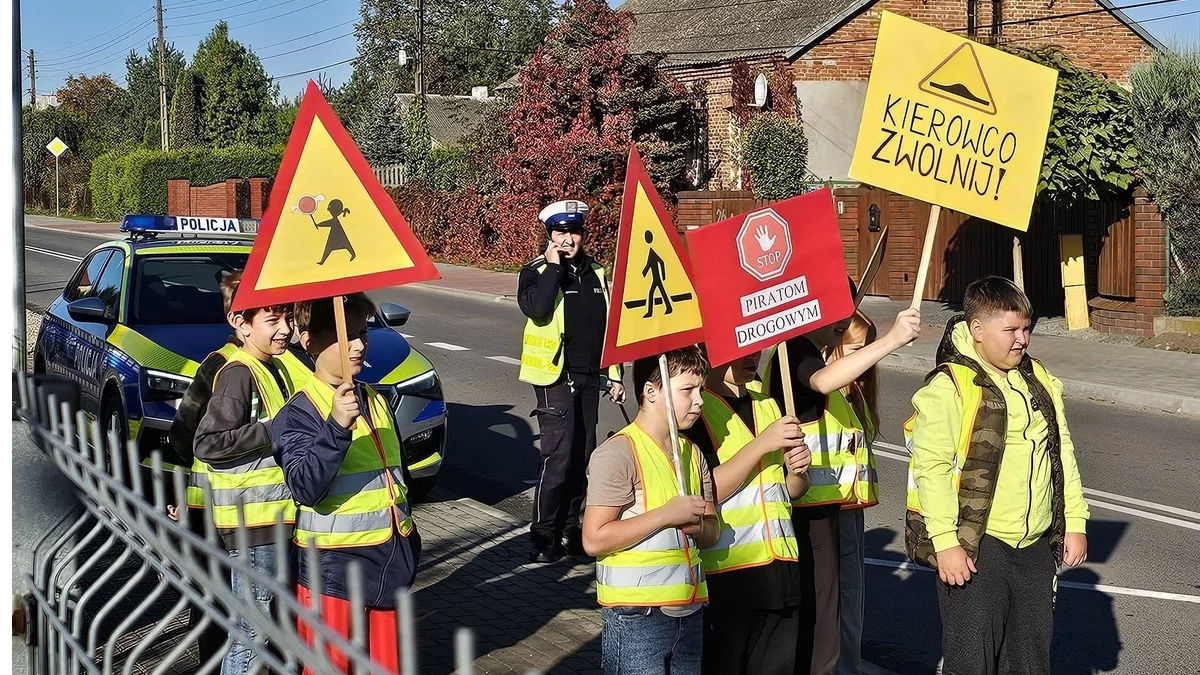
[272,385,420,608]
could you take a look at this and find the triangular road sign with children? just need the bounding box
[232,80,439,311]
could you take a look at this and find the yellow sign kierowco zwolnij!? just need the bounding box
[848,11,1058,231]
[601,146,704,367]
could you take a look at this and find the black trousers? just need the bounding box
[795,505,842,675]
[704,606,800,675]
[530,374,600,549]
[936,535,1056,675]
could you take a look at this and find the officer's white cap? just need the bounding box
[538,200,590,230]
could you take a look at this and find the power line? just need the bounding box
[34,8,154,57]
[259,31,354,61]
[253,19,356,51]
[37,18,155,66]
[171,0,328,25]
[271,56,358,81]
[168,0,336,36]
[169,0,279,21]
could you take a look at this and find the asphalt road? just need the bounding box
[19,225,1200,674]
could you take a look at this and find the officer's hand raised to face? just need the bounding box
[544,238,562,266]
[331,382,361,429]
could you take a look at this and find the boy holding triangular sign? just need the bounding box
[232,80,440,674]
[583,147,719,674]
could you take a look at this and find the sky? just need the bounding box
[19,0,1200,102]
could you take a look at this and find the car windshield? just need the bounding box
[132,253,247,324]
[130,251,384,327]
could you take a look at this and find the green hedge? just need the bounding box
[90,145,284,220]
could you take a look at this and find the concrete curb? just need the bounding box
[880,351,1200,417]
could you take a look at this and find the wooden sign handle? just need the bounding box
[777,341,797,418]
[333,295,353,384]
[657,353,688,496]
[911,205,941,311]
[1012,235,1025,291]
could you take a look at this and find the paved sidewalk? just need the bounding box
[859,297,1200,417]
[411,496,899,675]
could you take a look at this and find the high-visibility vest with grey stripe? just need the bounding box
[293,380,414,549]
[206,349,297,529]
[518,258,621,386]
[696,390,799,574]
[594,423,708,608]
[190,346,311,510]
[760,346,876,509]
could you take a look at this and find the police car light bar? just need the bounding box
[121,215,260,235]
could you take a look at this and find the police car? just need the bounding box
[32,215,447,500]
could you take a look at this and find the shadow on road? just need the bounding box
[432,402,539,507]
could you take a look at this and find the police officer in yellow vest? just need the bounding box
[519,199,624,563]
[763,286,920,675]
[682,350,812,675]
[194,275,305,675]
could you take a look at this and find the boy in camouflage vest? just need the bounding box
[906,276,1089,675]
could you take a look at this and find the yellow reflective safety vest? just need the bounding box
[206,350,307,529]
[595,423,709,608]
[903,361,1058,514]
[696,390,799,574]
[518,258,622,386]
[293,380,414,549]
[189,347,311,510]
[761,346,877,509]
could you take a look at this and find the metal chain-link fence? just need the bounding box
[1167,224,1200,317]
[13,371,536,675]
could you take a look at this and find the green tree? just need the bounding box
[56,73,136,157]
[169,69,201,150]
[1130,48,1200,316]
[351,0,556,98]
[190,22,279,146]
[1004,45,1137,204]
[351,72,407,165]
[125,41,186,148]
[744,112,809,200]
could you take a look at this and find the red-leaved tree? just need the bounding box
[392,0,698,268]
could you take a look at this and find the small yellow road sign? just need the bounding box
[46,137,68,157]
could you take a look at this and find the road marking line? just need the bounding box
[400,333,414,339]
[25,225,116,241]
[426,341,469,352]
[26,246,83,262]
[864,557,1200,604]
[873,441,1199,526]
[1085,499,1200,530]
[487,356,522,366]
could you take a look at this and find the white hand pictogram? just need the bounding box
[754,224,776,252]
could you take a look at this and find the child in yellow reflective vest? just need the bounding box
[681,349,811,675]
[193,272,300,675]
[907,277,1089,675]
[583,346,720,675]
[764,280,921,675]
[273,294,418,675]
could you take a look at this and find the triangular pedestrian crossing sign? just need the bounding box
[601,146,705,368]
[918,42,997,115]
[232,80,439,311]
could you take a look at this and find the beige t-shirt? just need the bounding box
[586,433,715,616]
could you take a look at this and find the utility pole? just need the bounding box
[15,0,27,367]
[156,0,169,151]
[414,0,425,100]
[28,49,35,105]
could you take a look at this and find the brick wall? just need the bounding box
[790,0,1153,83]
[1088,189,1166,336]
[165,178,271,218]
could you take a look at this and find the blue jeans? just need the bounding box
[222,544,277,675]
[602,606,703,675]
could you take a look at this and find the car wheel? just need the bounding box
[406,475,437,503]
[98,392,128,478]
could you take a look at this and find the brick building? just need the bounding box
[623,0,1168,335]
[623,0,1160,184]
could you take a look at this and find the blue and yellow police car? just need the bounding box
[32,215,447,500]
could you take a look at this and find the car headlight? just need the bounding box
[145,370,192,401]
[393,370,442,399]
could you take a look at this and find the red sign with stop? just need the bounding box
[687,188,853,366]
